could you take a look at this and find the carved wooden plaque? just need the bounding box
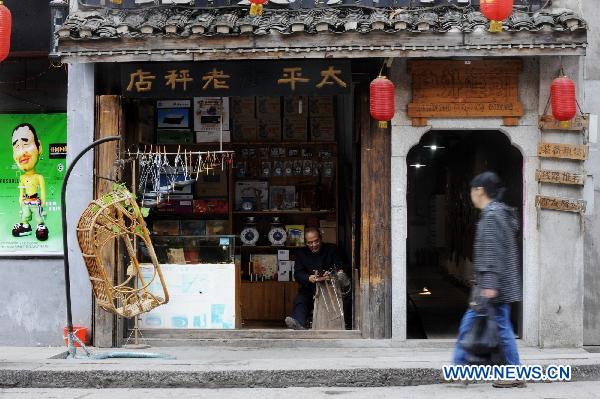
[535,169,585,186]
[539,115,589,131]
[535,195,586,213]
[407,60,524,123]
[537,143,588,160]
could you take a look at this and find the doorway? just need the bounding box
[406,130,523,339]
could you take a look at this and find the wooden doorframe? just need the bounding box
[357,78,392,339]
[92,86,392,342]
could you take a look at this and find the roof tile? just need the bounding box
[57,5,587,41]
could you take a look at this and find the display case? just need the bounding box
[140,235,236,265]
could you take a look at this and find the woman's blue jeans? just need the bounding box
[453,303,520,365]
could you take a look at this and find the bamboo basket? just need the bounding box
[76,186,169,318]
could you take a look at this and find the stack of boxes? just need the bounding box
[193,169,229,235]
[194,97,230,143]
[231,97,258,142]
[257,97,282,142]
[320,219,337,244]
[309,96,335,142]
[277,249,295,282]
[282,96,308,142]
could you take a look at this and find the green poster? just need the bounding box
[0,114,67,255]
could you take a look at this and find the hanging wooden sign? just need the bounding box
[536,195,586,213]
[539,115,589,131]
[537,143,588,160]
[535,169,585,186]
[407,60,524,127]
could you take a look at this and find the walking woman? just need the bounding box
[453,171,524,388]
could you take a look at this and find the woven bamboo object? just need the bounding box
[76,186,169,318]
[312,278,345,330]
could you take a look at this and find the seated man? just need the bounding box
[285,227,348,330]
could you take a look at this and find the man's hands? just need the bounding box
[309,270,332,284]
[480,288,498,299]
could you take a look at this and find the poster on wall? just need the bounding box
[0,114,67,256]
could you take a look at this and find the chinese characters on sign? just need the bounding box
[165,69,193,91]
[202,68,230,90]
[537,143,589,160]
[277,67,310,91]
[122,61,351,98]
[535,169,585,186]
[126,69,155,92]
[407,60,524,126]
[535,195,586,213]
[539,115,589,131]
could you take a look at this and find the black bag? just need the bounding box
[460,300,500,357]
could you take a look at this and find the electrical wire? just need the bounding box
[0,63,66,85]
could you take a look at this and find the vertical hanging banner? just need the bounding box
[0,114,67,256]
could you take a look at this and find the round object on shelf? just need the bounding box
[268,226,287,246]
[241,198,256,211]
[268,217,287,246]
[240,217,259,246]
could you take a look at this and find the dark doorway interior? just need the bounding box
[406,130,523,339]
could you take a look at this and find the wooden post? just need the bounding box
[360,87,392,339]
[93,95,124,347]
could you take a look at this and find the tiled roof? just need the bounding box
[57,6,586,40]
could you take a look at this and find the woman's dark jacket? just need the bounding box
[473,201,522,304]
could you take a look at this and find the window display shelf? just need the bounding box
[239,245,303,250]
[233,210,335,215]
[151,213,229,220]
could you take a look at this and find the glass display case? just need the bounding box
[140,235,236,264]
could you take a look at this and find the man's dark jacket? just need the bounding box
[294,243,344,295]
[473,201,522,303]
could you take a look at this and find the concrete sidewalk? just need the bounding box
[1,343,600,388]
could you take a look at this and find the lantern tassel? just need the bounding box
[250,4,263,16]
[489,20,503,33]
[559,120,571,129]
[378,121,388,129]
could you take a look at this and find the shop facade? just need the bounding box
[47,0,599,348]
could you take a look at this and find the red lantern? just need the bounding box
[480,0,514,33]
[249,0,267,17]
[0,0,11,63]
[551,75,577,128]
[370,76,395,129]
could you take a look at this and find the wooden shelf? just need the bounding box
[150,213,229,220]
[142,142,336,149]
[233,210,335,215]
[239,245,303,250]
[230,141,336,146]
[234,176,334,183]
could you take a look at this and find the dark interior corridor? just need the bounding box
[406,130,523,339]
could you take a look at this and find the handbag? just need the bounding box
[460,298,500,357]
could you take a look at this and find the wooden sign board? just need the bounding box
[537,143,588,160]
[539,115,589,132]
[407,60,524,125]
[536,195,586,213]
[535,169,585,186]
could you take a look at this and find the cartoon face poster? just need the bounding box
[0,114,67,255]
